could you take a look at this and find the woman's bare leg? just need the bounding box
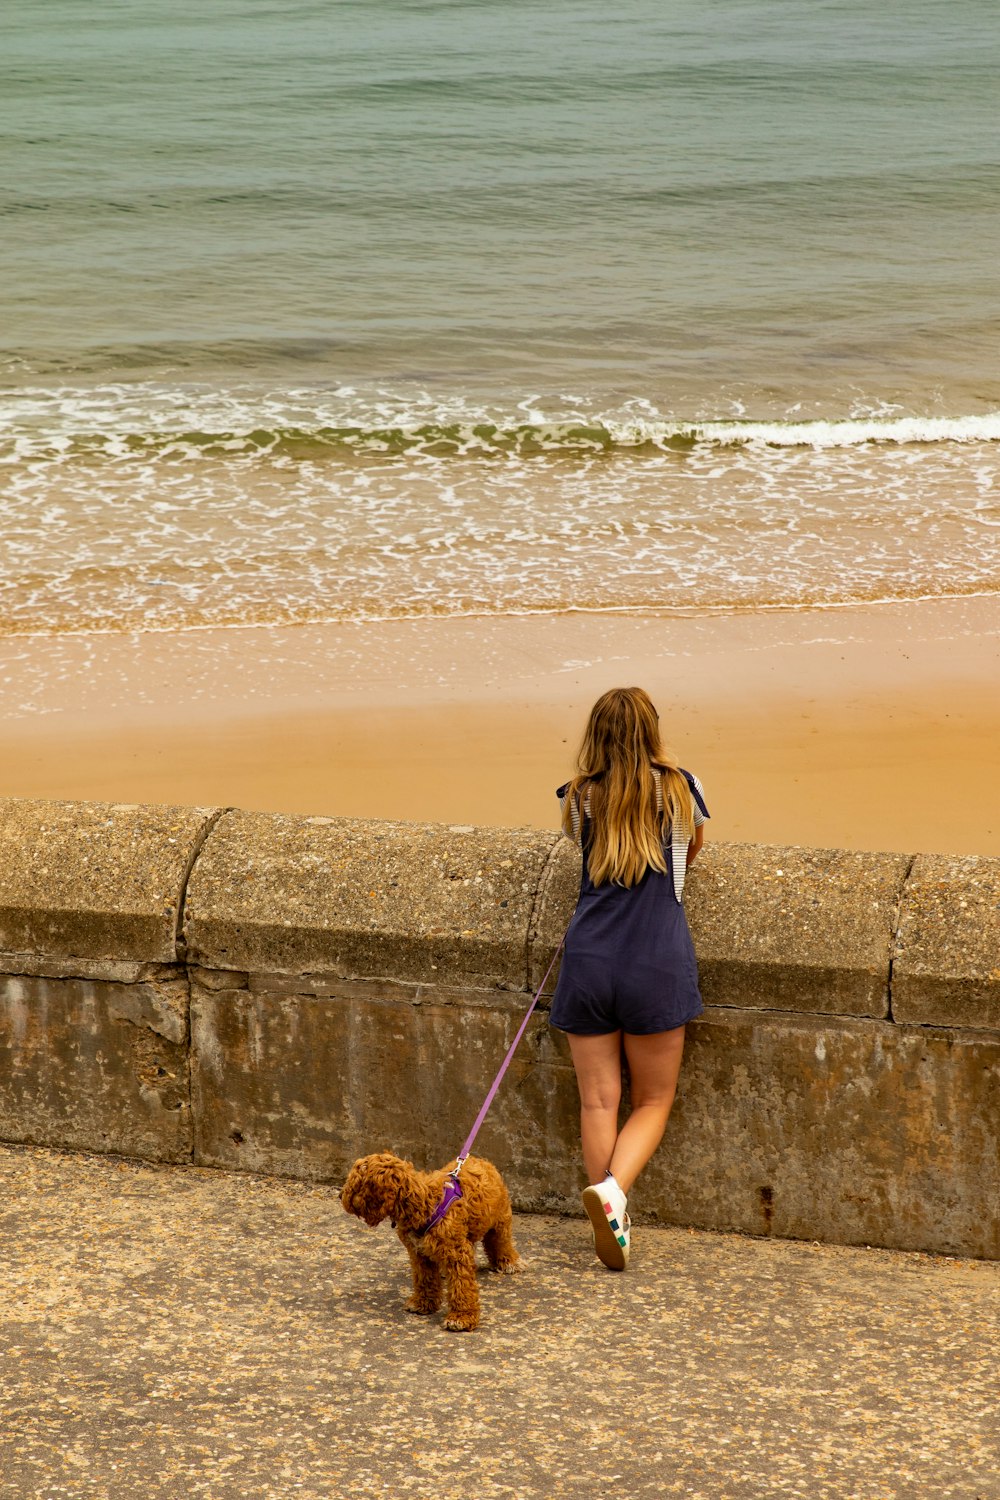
[565,1031,623,1184]
[608,1027,687,1194]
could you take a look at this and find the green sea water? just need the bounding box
[2,0,999,630]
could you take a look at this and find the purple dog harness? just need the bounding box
[418,1170,465,1235]
[417,934,566,1236]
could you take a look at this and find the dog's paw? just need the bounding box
[492,1257,522,1275]
[405,1298,439,1316]
[443,1315,478,1332]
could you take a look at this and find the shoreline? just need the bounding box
[8,584,999,637]
[1,594,997,856]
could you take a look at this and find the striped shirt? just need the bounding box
[558,768,708,902]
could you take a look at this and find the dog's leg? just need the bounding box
[442,1242,480,1332]
[404,1245,442,1316]
[484,1217,521,1275]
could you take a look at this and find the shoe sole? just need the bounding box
[582,1186,628,1271]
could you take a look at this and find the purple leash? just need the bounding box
[418,932,566,1234]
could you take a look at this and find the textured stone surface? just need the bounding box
[682,842,909,1017]
[2,795,998,1262]
[0,798,218,966]
[527,835,578,988]
[2,1144,998,1500]
[646,1007,1000,1261]
[190,967,1000,1258]
[184,811,559,987]
[190,972,576,1198]
[0,971,191,1161]
[893,854,1000,1028]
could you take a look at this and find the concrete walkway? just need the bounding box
[1,1144,997,1500]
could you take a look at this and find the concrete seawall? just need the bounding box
[1,796,997,1259]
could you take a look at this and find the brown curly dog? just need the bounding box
[340,1151,521,1331]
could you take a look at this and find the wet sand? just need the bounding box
[0,595,997,855]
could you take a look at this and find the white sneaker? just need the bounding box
[582,1177,630,1271]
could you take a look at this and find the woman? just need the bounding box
[550,686,708,1271]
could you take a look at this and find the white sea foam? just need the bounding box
[3,383,1000,458]
[2,382,998,635]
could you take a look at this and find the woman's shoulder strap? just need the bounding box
[678,767,710,820]
[557,771,605,798]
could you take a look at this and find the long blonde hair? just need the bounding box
[562,686,694,887]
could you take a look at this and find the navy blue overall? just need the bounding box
[548,769,709,1036]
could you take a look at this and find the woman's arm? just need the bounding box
[686,824,705,866]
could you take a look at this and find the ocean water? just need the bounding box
[2,0,999,633]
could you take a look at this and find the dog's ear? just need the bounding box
[340,1154,378,1215]
[371,1156,411,1217]
[340,1161,363,1216]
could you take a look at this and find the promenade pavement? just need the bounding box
[1,1143,997,1500]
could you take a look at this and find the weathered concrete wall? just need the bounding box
[655,1010,999,1258]
[893,854,1000,1029]
[0,800,218,1159]
[1,797,997,1260]
[0,971,191,1160]
[182,811,566,1187]
[183,810,557,986]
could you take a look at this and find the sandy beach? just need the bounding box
[1,595,996,856]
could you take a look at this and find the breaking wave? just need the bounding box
[3,384,1000,463]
